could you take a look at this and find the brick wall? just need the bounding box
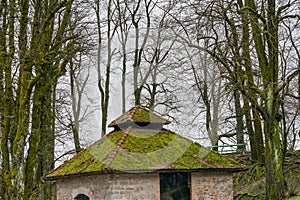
[56,173,160,200]
[191,172,233,200]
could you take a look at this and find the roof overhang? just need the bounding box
[44,167,248,181]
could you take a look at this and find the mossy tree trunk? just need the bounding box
[234,90,245,150]
[0,0,15,198]
[10,0,31,197]
[1,0,78,198]
[226,9,246,151]
[231,0,285,197]
[238,0,264,162]
[247,0,285,198]
[23,0,74,198]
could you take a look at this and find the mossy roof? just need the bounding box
[45,128,246,180]
[108,105,171,127]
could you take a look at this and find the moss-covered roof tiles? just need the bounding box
[45,106,246,180]
[45,128,246,180]
[108,105,171,127]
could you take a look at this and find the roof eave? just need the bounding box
[44,167,247,181]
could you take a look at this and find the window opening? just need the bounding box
[160,172,190,200]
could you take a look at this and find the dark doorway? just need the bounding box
[160,172,190,200]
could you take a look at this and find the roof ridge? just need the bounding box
[116,127,131,148]
[128,106,138,121]
[103,127,131,169]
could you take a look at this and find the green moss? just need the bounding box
[173,143,210,169]
[108,134,192,170]
[131,106,169,124]
[52,150,102,176]
[47,129,245,179]
[122,131,175,153]
[107,131,126,145]
[203,150,243,168]
[108,106,170,127]
[132,108,151,122]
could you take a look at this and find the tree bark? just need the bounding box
[0,0,14,198]
[234,90,244,151]
[238,0,264,161]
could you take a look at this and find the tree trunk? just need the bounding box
[1,53,14,200]
[264,111,285,199]
[70,62,82,153]
[134,87,142,106]
[95,0,113,137]
[0,1,15,197]
[252,108,265,163]
[234,90,244,151]
[238,0,264,160]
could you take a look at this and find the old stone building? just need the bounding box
[45,106,245,200]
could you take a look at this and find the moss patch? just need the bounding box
[122,131,175,153]
[109,132,192,170]
[46,129,245,179]
[172,143,211,169]
[108,106,170,127]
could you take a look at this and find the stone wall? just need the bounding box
[56,173,160,200]
[55,172,233,200]
[191,172,233,200]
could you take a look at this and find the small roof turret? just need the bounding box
[108,105,171,130]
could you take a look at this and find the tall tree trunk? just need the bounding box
[238,0,264,161]
[121,47,127,113]
[234,90,244,151]
[11,0,31,197]
[264,95,285,199]
[263,0,285,198]
[70,61,82,153]
[39,85,55,199]
[95,0,113,136]
[252,109,264,163]
[1,49,14,200]
[116,0,128,113]
[23,0,73,196]
[132,0,151,106]
[0,0,14,197]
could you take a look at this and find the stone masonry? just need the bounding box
[191,172,233,200]
[56,173,160,200]
[56,172,233,200]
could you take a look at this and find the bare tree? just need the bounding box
[173,0,300,198]
[94,0,118,136]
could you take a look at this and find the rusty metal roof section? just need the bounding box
[45,106,246,180]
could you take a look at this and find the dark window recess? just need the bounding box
[74,194,90,200]
[160,172,190,200]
